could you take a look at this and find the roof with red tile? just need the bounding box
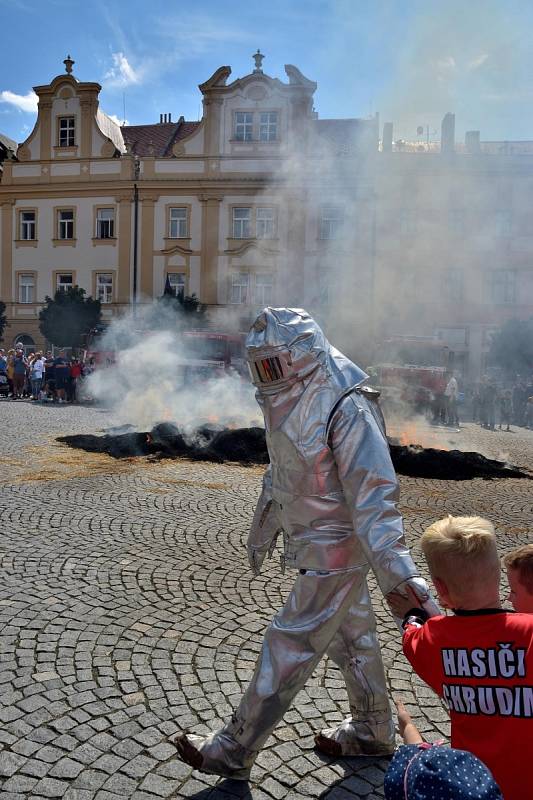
[121,119,201,157]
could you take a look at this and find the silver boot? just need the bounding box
[315,711,396,758]
[174,730,256,781]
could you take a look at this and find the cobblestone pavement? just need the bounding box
[0,401,532,799]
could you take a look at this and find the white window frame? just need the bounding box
[399,209,417,236]
[96,208,115,239]
[490,269,516,304]
[58,210,74,240]
[254,273,274,306]
[230,272,250,304]
[256,207,275,239]
[96,273,113,304]
[18,274,35,304]
[168,207,188,238]
[232,207,252,238]
[259,112,278,142]
[167,272,186,298]
[59,117,76,147]
[495,210,512,237]
[319,205,343,240]
[20,211,36,240]
[234,112,253,142]
[57,273,73,293]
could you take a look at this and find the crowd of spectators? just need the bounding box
[471,376,533,431]
[0,343,92,403]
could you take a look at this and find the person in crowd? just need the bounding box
[498,389,513,431]
[5,349,15,397]
[0,348,7,374]
[470,383,480,422]
[12,348,28,399]
[43,352,56,401]
[384,698,502,800]
[444,371,459,427]
[52,350,70,403]
[526,395,533,430]
[512,379,527,426]
[504,545,533,614]
[29,352,45,400]
[480,377,497,430]
[175,307,439,781]
[68,357,82,403]
[389,515,533,800]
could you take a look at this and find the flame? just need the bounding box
[388,418,448,450]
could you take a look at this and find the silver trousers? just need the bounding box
[225,565,392,751]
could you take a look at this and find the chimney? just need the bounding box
[168,112,171,122]
[159,114,163,123]
[465,130,480,154]
[441,112,455,154]
[382,122,393,153]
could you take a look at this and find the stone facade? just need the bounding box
[1,55,533,378]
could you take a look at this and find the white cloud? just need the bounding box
[107,113,129,126]
[468,53,489,71]
[104,52,141,88]
[0,89,38,113]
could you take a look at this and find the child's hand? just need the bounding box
[395,698,424,744]
[386,585,422,618]
[395,699,412,737]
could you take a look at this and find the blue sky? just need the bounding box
[1,0,532,144]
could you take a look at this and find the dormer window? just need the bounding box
[59,117,75,147]
[234,112,253,142]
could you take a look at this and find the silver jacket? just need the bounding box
[246,307,421,596]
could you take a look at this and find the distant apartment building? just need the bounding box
[1,54,532,378]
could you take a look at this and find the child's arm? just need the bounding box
[395,699,424,744]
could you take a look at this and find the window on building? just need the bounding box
[18,274,34,304]
[399,209,417,235]
[448,209,465,235]
[96,208,115,239]
[444,268,464,303]
[96,274,113,304]
[167,272,186,298]
[230,272,250,304]
[57,273,73,293]
[490,269,516,304]
[20,210,36,240]
[319,206,343,240]
[58,209,74,240]
[59,117,76,147]
[259,112,278,142]
[168,207,188,238]
[256,207,275,239]
[234,112,253,142]
[232,207,252,238]
[495,210,512,237]
[254,273,273,305]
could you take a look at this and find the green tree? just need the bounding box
[0,300,7,342]
[488,317,533,377]
[155,291,208,330]
[39,287,102,348]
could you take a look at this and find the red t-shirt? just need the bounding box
[70,364,82,378]
[403,610,533,800]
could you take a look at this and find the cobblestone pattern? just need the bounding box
[0,401,532,799]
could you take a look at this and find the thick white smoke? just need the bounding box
[86,308,261,432]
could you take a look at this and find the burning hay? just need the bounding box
[57,425,531,481]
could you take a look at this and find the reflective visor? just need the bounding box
[249,355,288,384]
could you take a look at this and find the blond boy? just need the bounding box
[392,515,533,800]
[504,544,533,613]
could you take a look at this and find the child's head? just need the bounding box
[420,516,500,609]
[503,545,533,613]
[385,744,502,800]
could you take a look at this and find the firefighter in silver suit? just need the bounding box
[175,307,438,780]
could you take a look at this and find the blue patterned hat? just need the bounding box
[384,743,503,800]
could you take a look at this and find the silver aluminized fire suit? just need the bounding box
[175,308,438,781]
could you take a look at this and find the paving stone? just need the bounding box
[0,751,27,776]
[33,776,70,797]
